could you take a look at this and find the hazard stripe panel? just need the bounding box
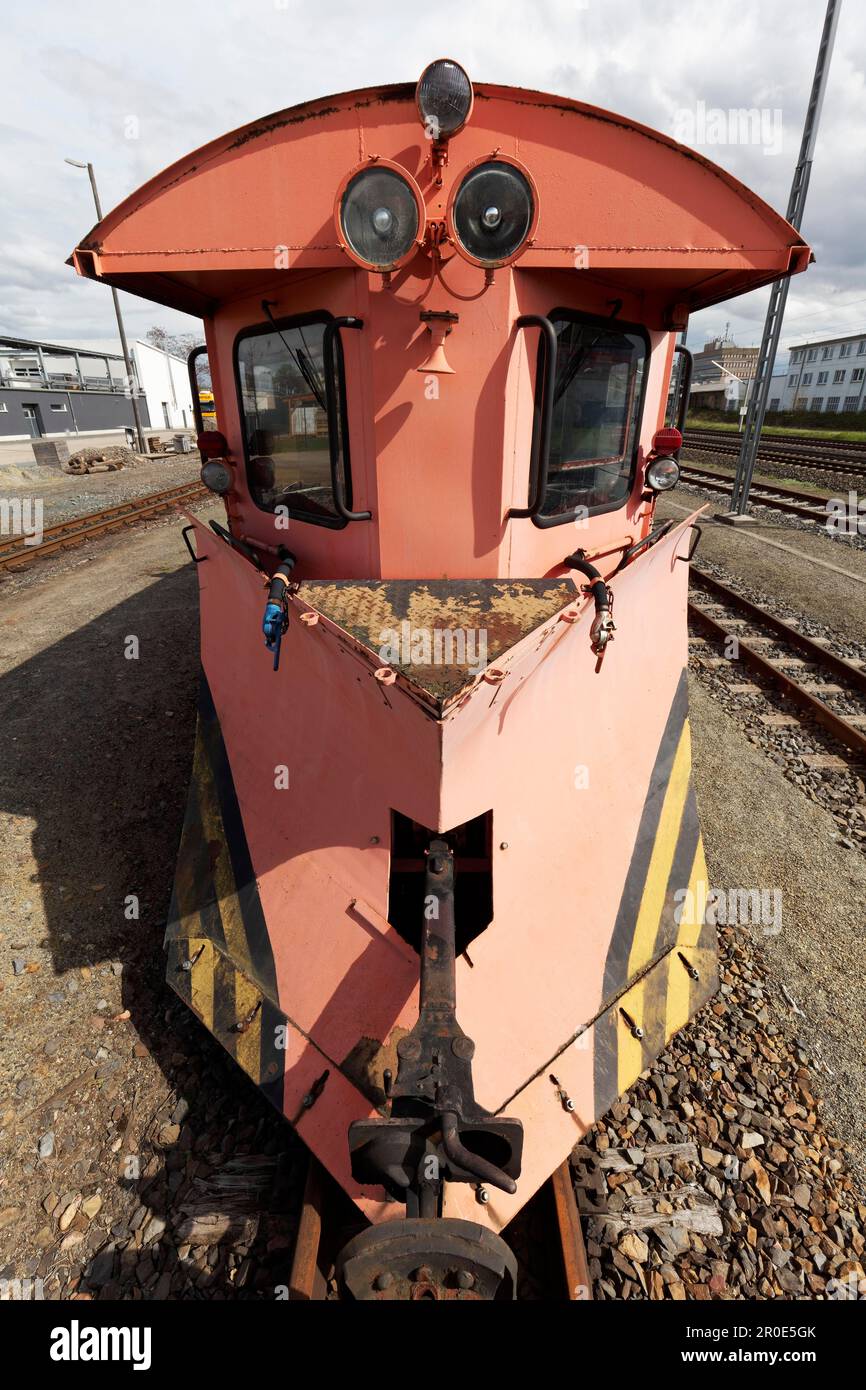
[165,674,279,1007]
[593,668,717,1116]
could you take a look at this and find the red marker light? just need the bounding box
[651,427,682,455]
[197,430,228,458]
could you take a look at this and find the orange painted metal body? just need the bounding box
[72,79,810,1236]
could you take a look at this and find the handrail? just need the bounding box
[508,314,558,520]
[322,317,371,522]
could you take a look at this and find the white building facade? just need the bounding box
[131,340,195,431]
[774,332,866,414]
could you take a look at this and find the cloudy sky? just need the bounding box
[2,0,864,367]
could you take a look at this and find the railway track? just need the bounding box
[688,568,866,764]
[683,430,866,478]
[0,480,208,572]
[679,463,834,523]
[286,1152,592,1300]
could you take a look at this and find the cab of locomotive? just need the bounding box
[191,59,685,587]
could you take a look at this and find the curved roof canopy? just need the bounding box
[70,81,811,318]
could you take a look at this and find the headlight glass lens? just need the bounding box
[645,456,680,491]
[340,167,419,269]
[452,161,534,265]
[416,59,473,138]
[201,459,232,495]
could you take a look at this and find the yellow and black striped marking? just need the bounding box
[165,675,285,1108]
[593,670,717,1117]
[166,935,287,1108]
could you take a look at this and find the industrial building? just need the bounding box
[774,331,866,413]
[691,335,759,385]
[0,334,195,452]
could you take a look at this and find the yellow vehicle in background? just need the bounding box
[198,389,216,425]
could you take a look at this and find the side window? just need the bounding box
[235,316,349,526]
[188,345,215,432]
[534,313,647,521]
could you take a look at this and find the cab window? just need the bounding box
[235,315,350,526]
[188,345,215,432]
[534,312,647,523]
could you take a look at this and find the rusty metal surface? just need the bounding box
[296,577,576,703]
[336,1217,518,1300]
[288,1153,325,1301]
[688,602,866,760]
[550,1161,593,1300]
[348,841,522,1211]
[680,465,831,522]
[691,568,866,696]
[0,482,207,573]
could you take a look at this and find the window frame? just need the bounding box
[527,307,650,529]
[187,344,209,435]
[232,310,353,531]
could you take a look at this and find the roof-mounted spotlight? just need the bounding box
[416,58,473,183]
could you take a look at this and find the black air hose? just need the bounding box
[563,551,616,658]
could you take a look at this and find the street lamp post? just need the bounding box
[65,158,147,454]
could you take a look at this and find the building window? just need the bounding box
[858,342,866,356]
[822,347,833,360]
[530,310,648,524]
[49,402,68,412]
[788,374,797,386]
[826,396,841,412]
[852,368,864,383]
[794,397,809,411]
[840,343,852,358]
[810,398,823,411]
[833,369,845,384]
[235,313,351,527]
[843,396,859,411]
[802,372,813,385]
[806,348,818,362]
[0,402,7,412]
[769,398,780,411]
[817,371,828,385]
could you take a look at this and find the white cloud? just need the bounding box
[2,0,863,357]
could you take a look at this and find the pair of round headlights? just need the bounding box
[337,156,537,274]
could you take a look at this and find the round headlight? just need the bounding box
[201,459,233,495]
[645,456,681,492]
[448,158,537,267]
[416,58,473,139]
[337,163,423,272]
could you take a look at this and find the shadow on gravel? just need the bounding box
[0,565,307,1297]
[0,567,198,978]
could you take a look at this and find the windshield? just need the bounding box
[538,315,646,519]
[236,318,348,524]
